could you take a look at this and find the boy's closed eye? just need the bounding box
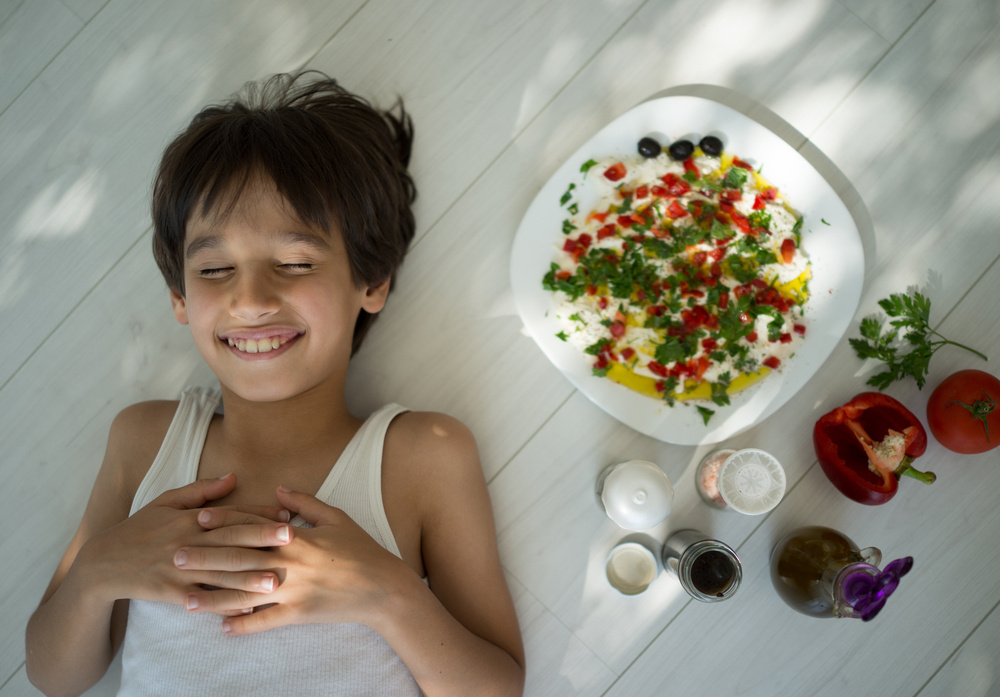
[195,263,317,278]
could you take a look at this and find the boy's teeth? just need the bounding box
[227,337,288,353]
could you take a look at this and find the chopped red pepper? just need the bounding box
[660,173,690,197]
[647,361,668,378]
[604,162,626,181]
[666,200,687,219]
[814,392,934,505]
[729,210,751,234]
[780,238,796,264]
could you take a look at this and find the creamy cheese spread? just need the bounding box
[543,144,812,419]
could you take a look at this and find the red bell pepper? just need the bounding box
[814,392,935,505]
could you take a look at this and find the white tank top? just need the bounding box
[117,387,421,697]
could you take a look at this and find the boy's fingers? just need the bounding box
[275,486,340,527]
[183,578,276,614]
[174,544,276,572]
[155,474,237,510]
[195,521,293,549]
[197,507,291,530]
[222,603,295,636]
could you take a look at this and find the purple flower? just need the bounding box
[844,557,914,621]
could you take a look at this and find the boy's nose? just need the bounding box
[229,267,281,320]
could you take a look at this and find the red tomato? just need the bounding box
[926,369,1000,454]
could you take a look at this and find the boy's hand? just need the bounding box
[82,474,290,607]
[182,486,414,633]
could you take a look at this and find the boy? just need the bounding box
[25,72,525,697]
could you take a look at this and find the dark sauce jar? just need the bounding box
[661,529,742,602]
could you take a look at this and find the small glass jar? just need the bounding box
[696,448,786,515]
[661,529,742,602]
[695,449,735,509]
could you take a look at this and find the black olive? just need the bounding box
[699,135,723,156]
[668,139,694,161]
[637,137,661,158]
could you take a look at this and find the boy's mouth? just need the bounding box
[219,330,302,355]
[227,336,290,353]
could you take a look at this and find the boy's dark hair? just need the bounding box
[152,70,416,353]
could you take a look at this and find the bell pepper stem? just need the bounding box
[897,456,936,485]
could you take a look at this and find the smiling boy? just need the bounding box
[26,72,525,697]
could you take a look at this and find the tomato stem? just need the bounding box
[948,390,997,443]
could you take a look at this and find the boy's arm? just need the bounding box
[26,402,166,696]
[25,403,290,697]
[188,413,525,697]
[383,413,526,696]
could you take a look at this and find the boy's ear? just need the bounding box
[361,277,391,314]
[169,287,190,325]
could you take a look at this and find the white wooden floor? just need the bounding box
[3,0,1000,695]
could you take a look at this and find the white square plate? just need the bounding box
[510,95,864,445]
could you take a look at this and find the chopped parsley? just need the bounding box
[543,147,811,424]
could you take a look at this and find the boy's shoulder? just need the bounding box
[104,399,180,498]
[384,410,479,469]
[381,409,488,514]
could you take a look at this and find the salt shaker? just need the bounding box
[596,460,674,531]
[696,448,786,515]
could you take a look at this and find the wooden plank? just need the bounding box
[507,575,617,696]
[836,0,934,43]
[918,602,1000,697]
[59,0,111,22]
[0,0,82,114]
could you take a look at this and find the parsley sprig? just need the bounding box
[849,291,988,390]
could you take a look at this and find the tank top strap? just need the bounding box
[293,403,409,556]
[130,387,222,515]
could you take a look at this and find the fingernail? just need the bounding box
[260,576,274,592]
[197,509,212,525]
[222,620,232,634]
[218,473,233,480]
[278,484,292,493]
[278,509,290,522]
[276,525,290,543]
[185,595,199,611]
[174,549,188,567]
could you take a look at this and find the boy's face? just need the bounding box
[169,177,388,403]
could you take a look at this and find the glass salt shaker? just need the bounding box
[696,448,786,515]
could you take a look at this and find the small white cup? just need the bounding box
[605,541,660,595]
